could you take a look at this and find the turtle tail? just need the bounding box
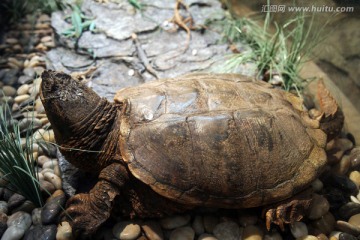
[317,79,344,141]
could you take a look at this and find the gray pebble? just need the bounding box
[0,201,8,214]
[338,202,360,220]
[336,220,360,236]
[31,208,42,225]
[290,221,308,238]
[12,200,36,214]
[339,232,357,240]
[203,215,219,233]
[213,221,241,240]
[7,194,26,212]
[18,75,33,85]
[1,226,25,240]
[23,68,36,78]
[1,86,17,97]
[7,211,32,229]
[160,214,191,230]
[41,190,66,225]
[169,226,195,240]
[18,118,42,132]
[0,213,8,237]
[192,215,204,235]
[23,224,57,240]
[350,147,360,171]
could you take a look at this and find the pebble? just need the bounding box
[43,172,62,189]
[12,200,36,214]
[339,232,358,240]
[1,226,26,240]
[263,232,282,240]
[192,215,204,235]
[308,194,330,219]
[169,226,195,240]
[213,221,241,240]
[297,236,318,240]
[0,213,8,237]
[2,86,17,97]
[336,220,360,236]
[349,171,360,188]
[198,233,218,240]
[14,94,30,104]
[348,213,360,227]
[290,221,308,238]
[141,221,164,240]
[112,221,141,240]
[338,202,360,220]
[0,201,8,214]
[332,155,351,175]
[18,118,42,132]
[311,179,324,192]
[238,212,258,227]
[23,224,57,240]
[37,155,52,167]
[242,225,263,240]
[17,84,30,95]
[203,215,219,233]
[23,68,35,78]
[31,208,42,225]
[41,190,66,224]
[160,214,191,230]
[56,221,73,240]
[33,129,55,143]
[18,75,33,85]
[311,212,336,235]
[42,160,59,170]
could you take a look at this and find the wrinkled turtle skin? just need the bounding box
[40,71,343,237]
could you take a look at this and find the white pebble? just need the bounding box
[290,222,308,238]
[43,172,62,189]
[56,221,72,240]
[112,221,141,240]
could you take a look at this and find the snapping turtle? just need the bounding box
[40,70,343,236]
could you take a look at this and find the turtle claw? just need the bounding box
[264,199,311,231]
[64,193,109,238]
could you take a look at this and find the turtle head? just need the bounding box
[40,70,101,144]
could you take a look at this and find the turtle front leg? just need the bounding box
[65,163,128,237]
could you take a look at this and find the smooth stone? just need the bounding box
[0,201,8,214]
[17,84,30,95]
[348,213,360,227]
[350,148,360,170]
[0,213,8,237]
[35,98,45,113]
[311,212,336,235]
[142,221,164,240]
[32,208,42,225]
[18,118,42,132]
[311,179,324,192]
[263,232,282,240]
[332,155,351,175]
[349,171,360,188]
[43,172,62,189]
[290,221,308,238]
[14,94,30,104]
[37,155,51,167]
[18,76,33,85]
[308,194,330,220]
[297,236,318,240]
[33,129,55,143]
[7,211,32,229]
[23,224,57,240]
[42,160,59,170]
[213,221,241,240]
[12,200,36,214]
[339,232,357,240]
[192,215,204,235]
[242,225,263,240]
[351,195,360,204]
[238,212,258,227]
[169,226,195,240]
[339,202,360,220]
[316,233,329,240]
[336,220,360,236]
[325,174,358,195]
[1,226,25,240]
[41,190,66,225]
[160,214,191,230]
[2,188,14,201]
[23,68,35,78]
[112,221,141,240]
[2,86,17,97]
[203,215,219,233]
[56,221,73,240]
[198,233,218,240]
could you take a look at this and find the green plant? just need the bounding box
[62,4,95,39]
[0,101,43,207]
[215,3,328,91]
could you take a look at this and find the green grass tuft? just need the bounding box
[215,2,329,92]
[0,101,43,207]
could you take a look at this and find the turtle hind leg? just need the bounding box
[263,190,312,231]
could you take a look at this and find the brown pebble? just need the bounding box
[311,212,335,235]
[242,225,263,240]
[308,194,330,220]
[336,220,360,236]
[332,155,351,175]
[350,148,360,170]
[348,213,360,227]
[141,221,164,240]
[349,171,360,188]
